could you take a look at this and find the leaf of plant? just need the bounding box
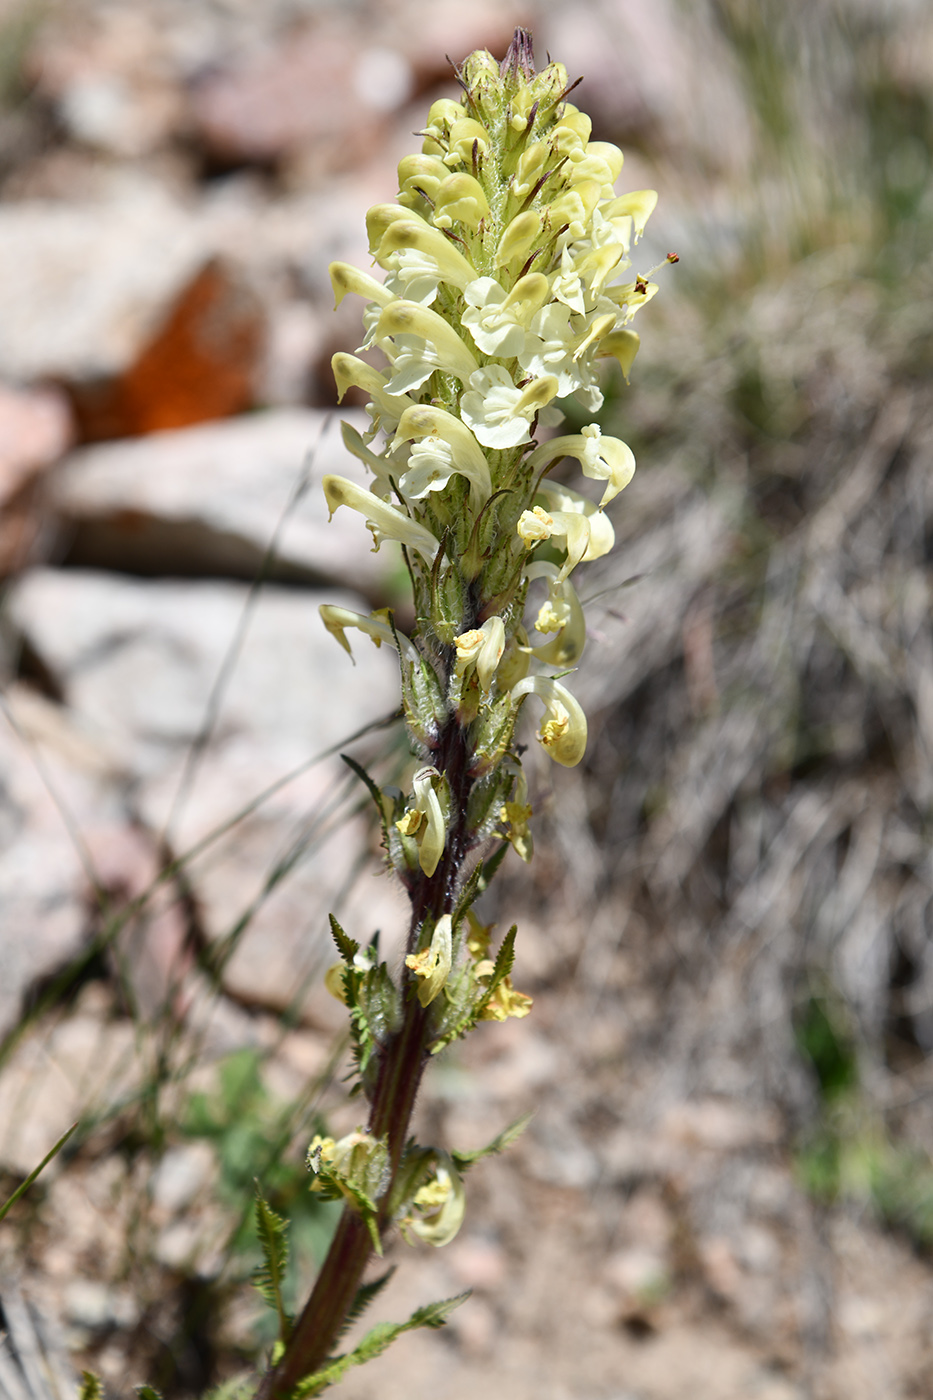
[340,754,390,850]
[451,1111,533,1172]
[289,1291,471,1397]
[489,924,517,987]
[202,1380,257,1400]
[328,912,359,965]
[79,1375,105,1400]
[136,1388,165,1399]
[478,839,509,891]
[251,1182,293,1344]
[338,1268,396,1339]
[450,864,484,930]
[0,1120,78,1223]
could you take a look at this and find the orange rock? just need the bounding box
[68,257,265,441]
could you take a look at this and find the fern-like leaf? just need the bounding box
[79,1375,105,1400]
[251,1183,292,1344]
[328,912,359,964]
[289,1292,471,1398]
[340,754,391,852]
[451,1112,533,1172]
[336,1267,396,1340]
[489,924,516,985]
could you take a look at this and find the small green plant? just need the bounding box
[795,991,933,1249]
[182,1049,342,1311]
[255,26,664,1398]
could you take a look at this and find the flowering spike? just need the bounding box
[277,28,664,1391]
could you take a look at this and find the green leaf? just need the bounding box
[0,1120,78,1223]
[346,962,401,1096]
[202,1380,257,1400]
[251,1183,293,1344]
[428,924,522,1057]
[79,1375,105,1400]
[478,840,509,891]
[340,754,391,852]
[328,912,359,965]
[289,1291,471,1397]
[489,924,516,986]
[451,1112,533,1172]
[451,843,509,934]
[135,1388,165,1399]
[338,1268,396,1339]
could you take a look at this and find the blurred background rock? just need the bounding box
[1,0,932,1396]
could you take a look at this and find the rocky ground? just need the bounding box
[2,1,933,1397]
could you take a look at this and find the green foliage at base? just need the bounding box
[182,1049,341,1339]
[795,992,933,1249]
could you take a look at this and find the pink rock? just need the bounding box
[0,685,121,1041]
[0,384,74,575]
[190,26,400,169]
[0,384,73,500]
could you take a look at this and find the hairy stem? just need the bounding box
[259,709,475,1397]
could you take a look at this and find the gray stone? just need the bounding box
[150,1142,216,1215]
[0,192,208,385]
[0,686,123,1042]
[0,1008,139,1177]
[49,408,399,597]
[6,569,398,766]
[5,569,408,1016]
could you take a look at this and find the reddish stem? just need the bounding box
[258,711,474,1397]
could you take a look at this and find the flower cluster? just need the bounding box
[317,29,660,1248]
[324,38,657,796]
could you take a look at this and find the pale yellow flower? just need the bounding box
[322,474,439,563]
[453,616,505,691]
[395,766,447,877]
[511,675,588,767]
[405,914,453,1007]
[402,1154,465,1246]
[480,976,533,1021]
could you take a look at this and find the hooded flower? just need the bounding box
[405,913,453,1006]
[400,1153,465,1246]
[395,766,447,877]
[511,674,588,768]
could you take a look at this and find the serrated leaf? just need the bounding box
[328,912,359,965]
[289,1291,471,1397]
[427,925,518,1054]
[79,1375,105,1400]
[478,840,509,891]
[490,925,516,986]
[136,1388,164,1400]
[340,754,391,850]
[251,1183,292,1343]
[338,1267,396,1339]
[451,1112,533,1172]
[451,865,484,930]
[405,1292,472,1328]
